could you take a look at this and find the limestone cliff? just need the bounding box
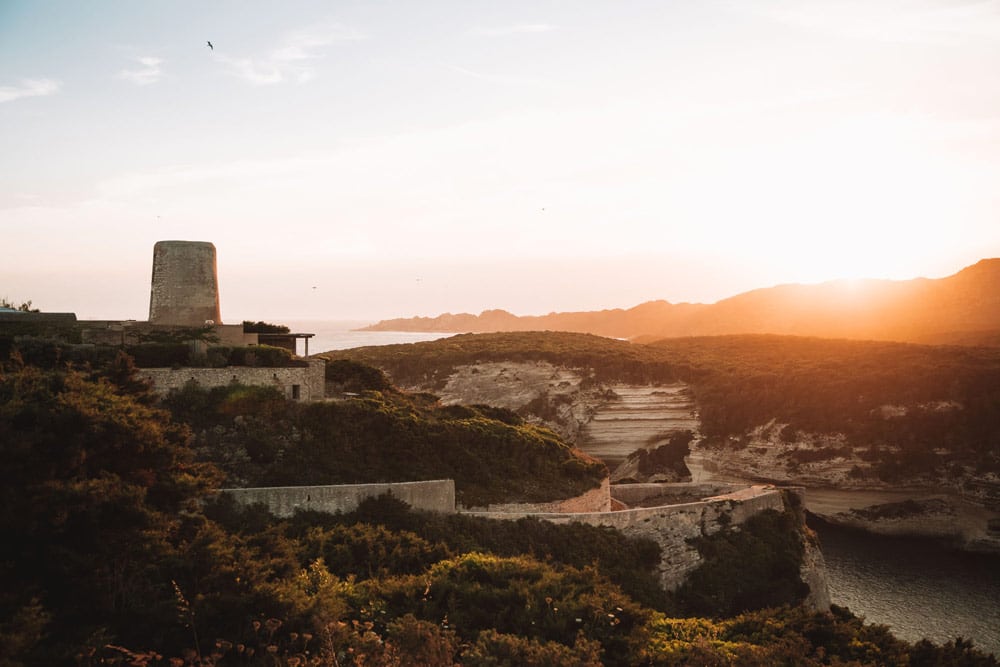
[423,360,698,472]
[397,360,1000,551]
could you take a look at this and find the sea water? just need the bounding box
[279,319,456,355]
[811,518,1000,656]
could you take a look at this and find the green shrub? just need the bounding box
[243,320,291,334]
[324,358,394,392]
[672,506,809,617]
[127,342,191,367]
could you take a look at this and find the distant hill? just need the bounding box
[361,259,1000,346]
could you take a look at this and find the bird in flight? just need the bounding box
[207,40,214,50]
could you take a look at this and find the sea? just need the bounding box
[281,319,456,356]
[287,320,1000,656]
[811,518,1000,655]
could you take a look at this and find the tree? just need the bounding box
[0,297,39,312]
[242,320,290,334]
[0,362,220,661]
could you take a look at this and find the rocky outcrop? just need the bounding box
[435,361,596,441]
[411,360,1000,552]
[687,421,1000,552]
[425,361,699,472]
[805,491,1000,552]
[579,385,698,468]
[610,431,694,484]
[687,421,879,488]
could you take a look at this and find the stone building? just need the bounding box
[3,240,324,401]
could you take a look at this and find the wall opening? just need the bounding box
[292,384,301,400]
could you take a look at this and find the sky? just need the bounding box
[3,0,1000,322]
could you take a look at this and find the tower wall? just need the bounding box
[148,240,222,326]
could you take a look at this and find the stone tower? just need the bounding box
[148,240,222,326]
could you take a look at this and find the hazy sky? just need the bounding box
[3,1,1000,321]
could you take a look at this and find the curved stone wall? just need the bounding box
[466,485,786,592]
[459,478,611,513]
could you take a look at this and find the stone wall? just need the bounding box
[217,477,828,607]
[610,482,740,506]
[467,485,787,593]
[221,479,455,517]
[460,478,611,513]
[140,358,325,401]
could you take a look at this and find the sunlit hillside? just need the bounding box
[363,259,1000,346]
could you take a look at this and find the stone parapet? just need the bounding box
[221,479,456,518]
[466,485,787,592]
[610,482,740,505]
[460,478,611,513]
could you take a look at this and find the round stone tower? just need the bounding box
[148,240,222,326]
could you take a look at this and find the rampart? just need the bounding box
[140,358,325,401]
[610,482,741,506]
[217,479,828,606]
[460,478,611,513]
[467,484,786,592]
[221,479,456,517]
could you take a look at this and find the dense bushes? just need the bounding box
[674,506,810,616]
[631,431,694,478]
[3,356,997,665]
[266,494,667,611]
[127,341,191,367]
[651,335,1000,476]
[339,331,1000,477]
[127,342,303,368]
[167,381,607,506]
[242,320,290,334]
[325,358,394,393]
[329,331,690,389]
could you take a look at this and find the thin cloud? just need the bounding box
[446,64,550,88]
[763,0,1000,44]
[118,57,164,85]
[0,78,61,104]
[472,24,557,36]
[219,23,365,85]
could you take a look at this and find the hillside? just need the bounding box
[166,380,607,508]
[361,258,1000,346]
[4,355,998,664]
[332,332,1000,483]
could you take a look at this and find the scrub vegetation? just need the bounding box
[337,332,1000,478]
[1,346,996,664]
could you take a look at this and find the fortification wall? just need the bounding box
[610,482,740,505]
[460,478,611,513]
[221,479,455,517]
[215,478,826,605]
[467,485,785,592]
[140,358,325,401]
